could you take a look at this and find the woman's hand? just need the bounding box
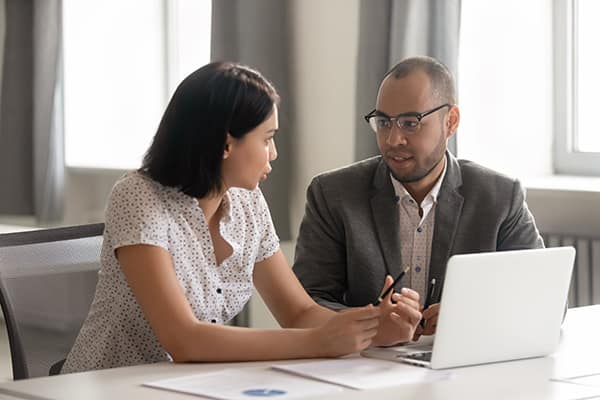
[309,305,380,357]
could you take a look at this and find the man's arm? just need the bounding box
[293,176,349,310]
[497,179,545,250]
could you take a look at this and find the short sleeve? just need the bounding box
[105,174,170,252]
[253,189,280,262]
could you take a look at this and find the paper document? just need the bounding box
[273,357,452,390]
[552,373,600,388]
[144,368,342,400]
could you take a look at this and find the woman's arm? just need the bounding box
[254,251,422,347]
[253,250,339,328]
[117,245,379,362]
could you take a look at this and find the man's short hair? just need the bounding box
[385,56,456,105]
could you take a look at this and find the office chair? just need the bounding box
[0,223,104,380]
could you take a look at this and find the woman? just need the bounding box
[61,62,403,373]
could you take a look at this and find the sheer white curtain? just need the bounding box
[33,0,65,224]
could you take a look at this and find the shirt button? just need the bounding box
[416,227,422,233]
[216,288,222,294]
[211,319,217,323]
[415,266,421,273]
[409,199,414,204]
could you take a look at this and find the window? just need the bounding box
[458,0,553,178]
[63,0,211,170]
[554,0,600,175]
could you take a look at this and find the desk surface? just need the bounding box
[1,306,600,400]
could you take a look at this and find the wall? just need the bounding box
[62,168,124,225]
[288,0,359,235]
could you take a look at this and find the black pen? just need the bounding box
[420,278,437,328]
[373,266,410,306]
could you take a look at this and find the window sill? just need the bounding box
[524,175,600,194]
[523,175,600,237]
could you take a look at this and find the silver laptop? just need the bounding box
[362,247,575,369]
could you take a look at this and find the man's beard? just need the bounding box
[390,132,447,183]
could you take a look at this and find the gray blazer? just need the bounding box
[293,152,544,309]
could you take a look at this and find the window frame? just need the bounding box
[554,0,600,175]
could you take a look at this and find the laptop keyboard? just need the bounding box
[405,351,432,362]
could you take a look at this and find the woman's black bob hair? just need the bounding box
[140,61,279,198]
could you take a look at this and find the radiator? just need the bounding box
[542,233,600,307]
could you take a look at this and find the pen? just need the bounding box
[373,266,410,306]
[420,278,437,328]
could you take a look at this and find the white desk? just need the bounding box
[1,306,600,400]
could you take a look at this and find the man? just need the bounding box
[293,56,544,346]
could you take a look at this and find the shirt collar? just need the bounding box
[184,190,234,224]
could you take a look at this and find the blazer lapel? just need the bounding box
[370,159,403,279]
[430,152,464,302]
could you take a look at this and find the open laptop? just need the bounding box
[362,247,575,369]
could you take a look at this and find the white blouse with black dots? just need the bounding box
[62,171,280,373]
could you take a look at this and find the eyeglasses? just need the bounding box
[364,103,451,135]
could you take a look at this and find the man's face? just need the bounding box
[375,71,456,183]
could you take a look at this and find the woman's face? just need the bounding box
[221,106,278,191]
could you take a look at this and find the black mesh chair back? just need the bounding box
[0,223,104,380]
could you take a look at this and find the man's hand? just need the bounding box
[413,303,440,341]
[372,276,422,347]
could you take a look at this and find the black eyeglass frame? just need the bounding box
[363,103,452,134]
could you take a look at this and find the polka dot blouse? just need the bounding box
[62,171,280,373]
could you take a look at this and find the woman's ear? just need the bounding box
[223,133,234,159]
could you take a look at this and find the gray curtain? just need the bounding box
[0,0,64,223]
[355,0,461,160]
[0,0,5,112]
[211,0,293,240]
